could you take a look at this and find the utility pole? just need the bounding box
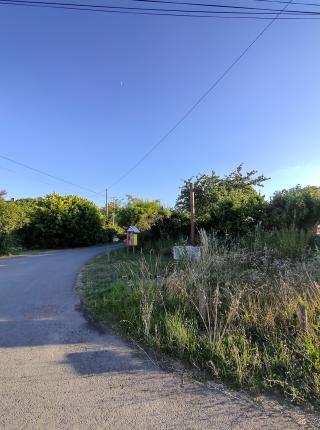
[105,188,109,222]
[189,182,195,246]
[112,197,116,226]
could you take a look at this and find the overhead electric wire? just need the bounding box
[0,164,60,188]
[0,0,314,14]
[0,154,103,196]
[5,0,296,15]
[256,0,320,7]
[107,0,295,189]
[0,0,318,15]
[101,0,320,13]
[1,0,320,18]
[0,2,282,19]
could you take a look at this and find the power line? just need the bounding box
[0,164,60,188]
[1,0,318,16]
[256,0,320,7]
[107,0,295,189]
[1,0,319,17]
[0,0,315,14]
[0,154,103,196]
[0,1,319,19]
[105,0,320,13]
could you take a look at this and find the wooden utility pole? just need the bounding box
[105,188,109,221]
[112,197,116,226]
[189,182,195,246]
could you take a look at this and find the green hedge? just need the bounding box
[18,193,105,248]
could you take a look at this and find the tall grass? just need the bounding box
[82,230,320,404]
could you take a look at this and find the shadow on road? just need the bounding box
[0,318,89,348]
[64,349,151,375]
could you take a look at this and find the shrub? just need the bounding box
[267,185,320,231]
[0,193,26,254]
[19,193,105,248]
[242,226,313,259]
[103,224,125,243]
[264,227,312,258]
[149,210,190,240]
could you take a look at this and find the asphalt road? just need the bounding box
[0,246,317,429]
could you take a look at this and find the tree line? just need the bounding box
[1,165,319,254]
[173,165,320,237]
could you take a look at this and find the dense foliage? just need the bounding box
[0,192,109,253]
[0,191,26,254]
[175,165,268,235]
[113,195,171,232]
[17,193,105,248]
[1,166,320,254]
[268,185,320,231]
[0,191,173,254]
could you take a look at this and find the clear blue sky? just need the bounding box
[0,1,319,208]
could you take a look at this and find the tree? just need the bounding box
[149,210,190,240]
[176,165,268,235]
[268,185,320,231]
[19,193,105,248]
[116,195,171,232]
[0,191,26,252]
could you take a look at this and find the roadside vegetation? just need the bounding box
[80,165,320,405]
[0,190,170,255]
[82,229,320,405]
[2,165,319,255]
[0,192,109,254]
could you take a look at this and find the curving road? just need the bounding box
[0,246,316,429]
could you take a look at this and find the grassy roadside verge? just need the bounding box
[81,233,320,406]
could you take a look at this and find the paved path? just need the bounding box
[0,246,316,429]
